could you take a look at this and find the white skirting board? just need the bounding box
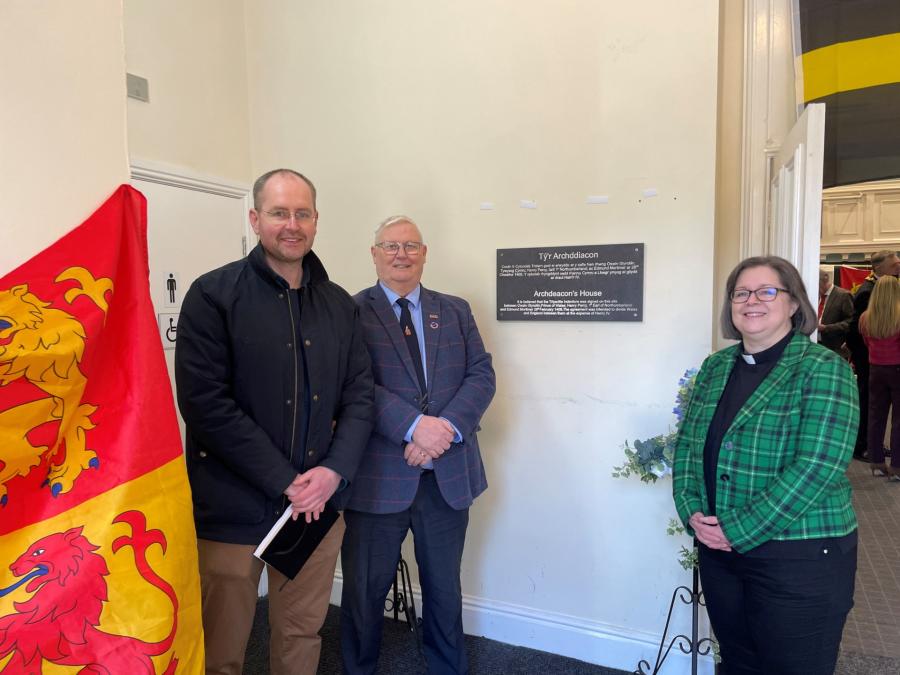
[327,571,716,675]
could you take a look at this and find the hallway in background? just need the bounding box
[841,458,900,662]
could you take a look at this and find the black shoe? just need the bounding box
[853,450,871,463]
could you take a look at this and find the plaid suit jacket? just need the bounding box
[673,333,858,552]
[342,284,495,514]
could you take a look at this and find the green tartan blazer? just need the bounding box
[672,332,859,553]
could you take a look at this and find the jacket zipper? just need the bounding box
[285,290,300,468]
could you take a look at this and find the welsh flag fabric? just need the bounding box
[837,264,872,293]
[0,185,203,673]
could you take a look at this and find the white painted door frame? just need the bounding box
[130,157,254,252]
[740,0,801,261]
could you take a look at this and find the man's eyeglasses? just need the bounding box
[375,241,423,255]
[730,287,789,303]
[261,209,315,224]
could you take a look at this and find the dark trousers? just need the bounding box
[867,364,900,466]
[852,351,870,453]
[698,543,856,675]
[341,471,470,675]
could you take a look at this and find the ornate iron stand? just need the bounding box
[386,554,418,627]
[385,554,425,660]
[634,544,715,675]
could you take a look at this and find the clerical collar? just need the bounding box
[739,330,794,365]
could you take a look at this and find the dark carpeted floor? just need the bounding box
[243,598,900,674]
[243,600,628,674]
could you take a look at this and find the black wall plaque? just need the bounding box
[497,243,644,321]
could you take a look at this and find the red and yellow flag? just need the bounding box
[837,265,872,294]
[0,185,203,673]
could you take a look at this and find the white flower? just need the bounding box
[651,464,671,478]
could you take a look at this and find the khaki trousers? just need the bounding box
[198,515,345,675]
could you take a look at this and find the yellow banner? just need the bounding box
[802,32,900,102]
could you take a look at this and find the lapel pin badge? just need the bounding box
[430,321,439,329]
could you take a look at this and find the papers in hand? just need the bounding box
[253,504,339,580]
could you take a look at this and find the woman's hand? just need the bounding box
[689,512,733,551]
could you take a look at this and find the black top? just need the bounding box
[702,329,857,559]
[847,275,876,355]
[703,330,794,515]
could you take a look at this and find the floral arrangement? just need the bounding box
[613,366,718,666]
[611,368,698,483]
[612,367,699,570]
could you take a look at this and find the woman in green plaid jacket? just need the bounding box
[673,256,858,675]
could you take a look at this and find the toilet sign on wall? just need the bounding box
[160,272,180,308]
[158,313,179,350]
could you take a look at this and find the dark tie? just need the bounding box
[396,297,427,396]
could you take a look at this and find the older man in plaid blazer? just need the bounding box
[340,215,495,675]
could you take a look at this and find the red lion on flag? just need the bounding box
[0,511,179,674]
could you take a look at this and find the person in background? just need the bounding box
[846,249,900,461]
[673,256,858,675]
[817,267,853,358]
[859,275,900,480]
[175,169,374,675]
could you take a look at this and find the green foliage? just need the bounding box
[610,368,698,484]
[666,518,685,537]
[677,545,698,571]
[667,519,697,569]
[611,433,675,483]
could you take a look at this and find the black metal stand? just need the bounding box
[385,554,426,662]
[634,545,715,675]
[386,554,418,629]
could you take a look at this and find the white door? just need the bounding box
[767,102,825,309]
[131,165,250,438]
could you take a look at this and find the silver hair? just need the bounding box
[871,249,899,273]
[374,215,422,243]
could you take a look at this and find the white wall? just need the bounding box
[0,1,129,276]
[245,1,719,670]
[124,0,252,183]
[1,0,723,669]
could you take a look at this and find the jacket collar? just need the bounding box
[247,243,329,289]
[366,283,441,395]
[706,332,811,433]
[420,288,441,385]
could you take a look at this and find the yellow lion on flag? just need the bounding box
[0,267,113,505]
